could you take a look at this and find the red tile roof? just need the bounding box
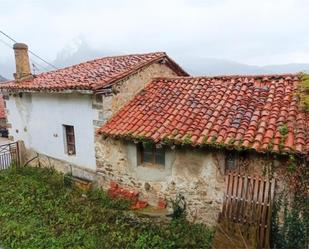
[0,95,6,119]
[98,74,309,155]
[0,52,188,92]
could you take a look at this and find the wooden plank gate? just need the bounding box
[214,172,275,249]
[0,142,20,170]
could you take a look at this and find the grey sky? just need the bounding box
[1,0,309,78]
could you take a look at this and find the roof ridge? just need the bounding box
[152,73,301,82]
[34,52,167,77]
[0,51,190,92]
[92,53,172,90]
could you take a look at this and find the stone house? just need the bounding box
[97,75,309,224]
[0,43,188,178]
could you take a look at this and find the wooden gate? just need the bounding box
[217,172,275,249]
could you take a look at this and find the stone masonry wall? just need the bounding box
[0,118,7,129]
[92,62,178,129]
[23,148,97,181]
[95,137,280,225]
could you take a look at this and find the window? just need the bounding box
[64,125,76,155]
[225,153,237,172]
[95,94,103,103]
[138,143,165,166]
[225,152,248,173]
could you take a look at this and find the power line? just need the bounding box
[31,62,41,75]
[31,62,39,74]
[29,48,58,70]
[30,60,46,73]
[0,30,58,70]
[0,30,17,43]
[0,38,12,49]
[0,37,49,71]
[30,56,50,71]
[0,37,50,75]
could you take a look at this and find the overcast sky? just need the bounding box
[1,0,309,77]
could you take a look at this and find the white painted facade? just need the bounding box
[6,93,96,170]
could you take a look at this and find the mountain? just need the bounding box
[53,42,309,76]
[1,39,309,78]
[180,57,264,76]
[53,39,117,68]
[178,57,309,76]
[0,75,7,82]
[262,63,309,74]
[0,59,14,80]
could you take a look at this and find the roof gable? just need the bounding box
[98,74,309,155]
[0,52,188,92]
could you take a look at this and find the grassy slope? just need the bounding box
[0,167,213,249]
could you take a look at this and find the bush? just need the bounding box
[170,193,187,219]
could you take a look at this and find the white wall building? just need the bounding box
[0,43,188,178]
[6,93,96,170]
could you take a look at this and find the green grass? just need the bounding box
[0,166,214,249]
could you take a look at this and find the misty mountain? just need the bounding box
[53,42,309,76]
[262,63,309,74]
[1,39,309,78]
[0,59,14,80]
[53,39,117,68]
[180,57,309,76]
[0,75,7,82]
[181,57,265,76]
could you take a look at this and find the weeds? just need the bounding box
[0,166,213,249]
[170,194,187,219]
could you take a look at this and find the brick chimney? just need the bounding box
[13,43,33,81]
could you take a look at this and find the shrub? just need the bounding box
[170,194,187,219]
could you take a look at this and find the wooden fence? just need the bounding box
[220,172,276,248]
[0,142,20,170]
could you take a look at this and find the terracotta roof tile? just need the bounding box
[98,74,309,155]
[0,52,188,92]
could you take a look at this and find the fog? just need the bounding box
[1,0,309,78]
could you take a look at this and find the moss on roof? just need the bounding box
[299,73,309,112]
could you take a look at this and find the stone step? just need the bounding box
[135,206,171,218]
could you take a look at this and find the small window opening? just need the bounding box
[225,152,249,173]
[138,143,165,166]
[225,153,237,172]
[95,94,103,103]
[64,125,76,155]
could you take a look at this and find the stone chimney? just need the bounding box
[13,43,33,81]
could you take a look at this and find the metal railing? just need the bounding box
[0,142,19,170]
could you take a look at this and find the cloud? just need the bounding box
[1,0,309,77]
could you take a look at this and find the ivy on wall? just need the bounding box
[270,156,308,249]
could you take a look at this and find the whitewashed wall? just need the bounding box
[6,93,96,170]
